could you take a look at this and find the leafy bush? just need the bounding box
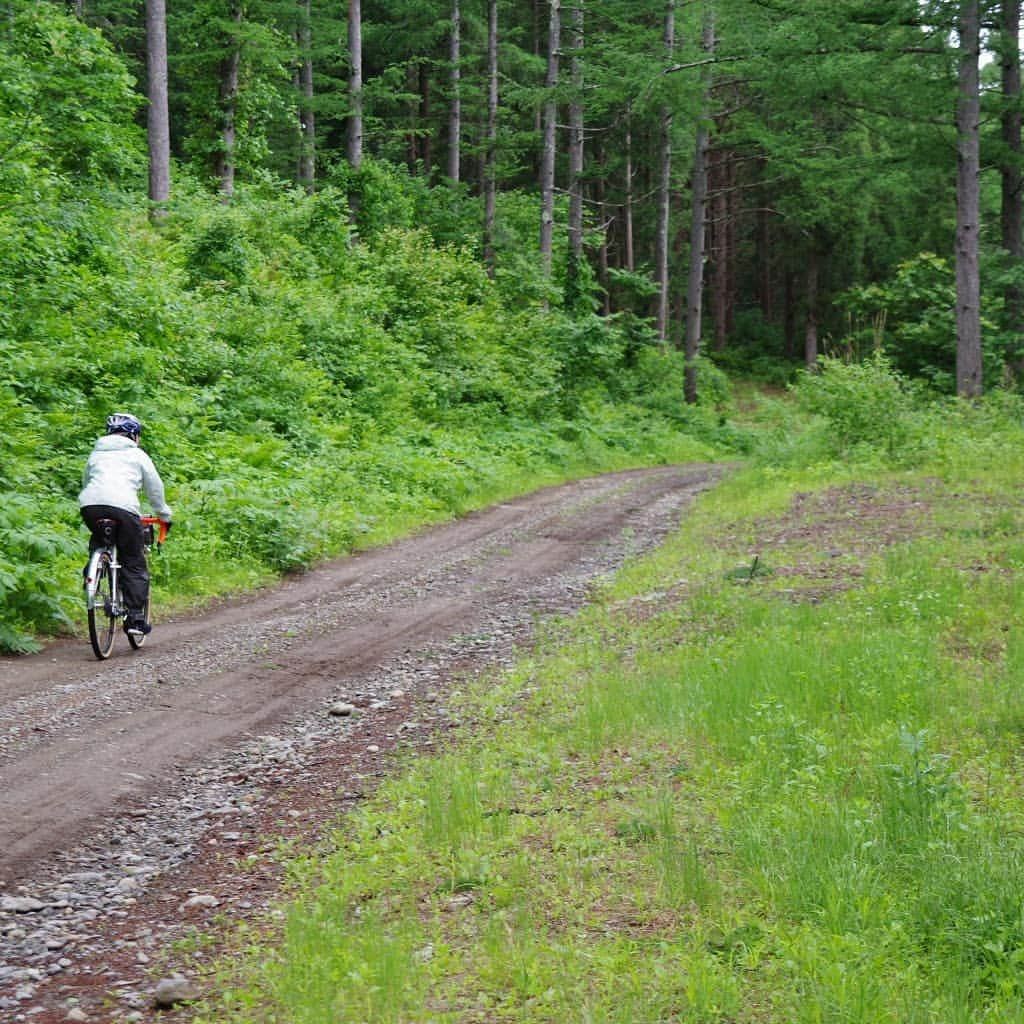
[0,497,78,653]
[790,355,922,459]
[838,253,1007,391]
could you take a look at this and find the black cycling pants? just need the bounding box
[81,505,149,616]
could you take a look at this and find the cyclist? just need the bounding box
[79,413,172,637]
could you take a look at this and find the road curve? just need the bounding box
[0,464,724,886]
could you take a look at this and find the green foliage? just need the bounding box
[183,212,257,287]
[838,252,1018,392]
[779,354,1024,474]
[329,158,419,239]
[0,0,141,186]
[0,154,736,651]
[839,253,958,388]
[790,355,920,459]
[0,497,78,653]
[710,310,796,386]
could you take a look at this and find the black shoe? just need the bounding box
[124,618,152,637]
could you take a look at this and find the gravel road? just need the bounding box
[0,463,725,1022]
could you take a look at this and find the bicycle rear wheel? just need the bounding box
[126,595,150,650]
[88,556,117,660]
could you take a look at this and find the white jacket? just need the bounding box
[78,435,173,520]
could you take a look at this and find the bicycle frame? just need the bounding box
[84,544,122,615]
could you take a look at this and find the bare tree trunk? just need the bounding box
[683,6,714,405]
[956,0,982,397]
[145,0,171,217]
[710,146,727,351]
[596,141,611,315]
[539,0,561,273]
[297,0,316,193]
[347,0,363,169]
[725,150,737,335]
[757,205,773,322]
[655,0,675,344]
[447,0,461,182]
[1001,0,1023,372]
[533,0,544,141]
[756,157,773,323]
[215,6,243,199]
[783,267,797,358]
[566,3,585,299]
[804,244,820,372]
[483,0,499,273]
[624,121,635,272]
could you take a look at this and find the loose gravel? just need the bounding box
[0,465,725,1022]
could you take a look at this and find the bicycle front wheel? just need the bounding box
[88,556,117,660]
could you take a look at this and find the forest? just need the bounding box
[1,0,1022,651]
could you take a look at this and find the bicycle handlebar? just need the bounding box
[141,516,170,545]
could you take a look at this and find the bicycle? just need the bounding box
[84,515,169,660]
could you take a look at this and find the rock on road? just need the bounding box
[0,464,724,1021]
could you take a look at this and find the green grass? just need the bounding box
[186,392,1024,1023]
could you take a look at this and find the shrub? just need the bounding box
[791,355,921,459]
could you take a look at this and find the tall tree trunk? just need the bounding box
[539,0,561,273]
[683,6,714,405]
[956,0,983,397]
[804,243,820,371]
[710,146,727,351]
[596,140,611,315]
[215,6,243,199]
[783,267,797,357]
[347,0,363,169]
[447,0,461,182]
[145,0,171,217]
[483,0,499,273]
[1001,0,1023,371]
[297,0,316,193]
[533,0,544,141]
[756,157,774,323]
[757,204,773,323]
[725,150,737,335]
[655,0,675,344]
[566,3,585,301]
[624,121,635,272]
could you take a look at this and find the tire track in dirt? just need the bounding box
[0,464,725,1020]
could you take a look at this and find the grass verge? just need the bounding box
[187,415,1024,1022]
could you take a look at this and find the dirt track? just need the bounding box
[0,464,724,1020]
